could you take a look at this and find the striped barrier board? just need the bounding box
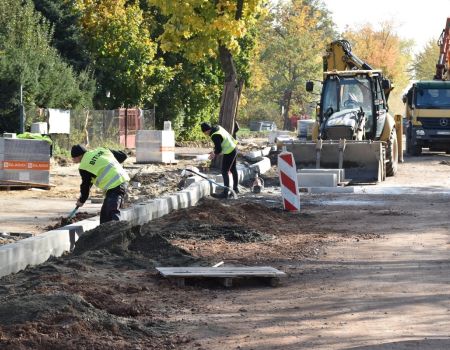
[278,151,300,212]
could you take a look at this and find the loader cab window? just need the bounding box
[321,76,374,131]
[341,80,372,112]
[373,77,387,138]
[321,78,339,117]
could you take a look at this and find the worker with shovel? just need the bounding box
[201,122,239,199]
[71,144,129,224]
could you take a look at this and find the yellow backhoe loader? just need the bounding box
[282,40,400,183]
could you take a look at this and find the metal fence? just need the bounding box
[50,108,155,152]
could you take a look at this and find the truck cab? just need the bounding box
[404,81,450,155]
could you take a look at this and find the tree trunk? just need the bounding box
[212,45,242,170]
[282,88,292,130]
[218,45,240,134]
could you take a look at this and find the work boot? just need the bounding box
[212,192,228,199]
[233,187,239,194]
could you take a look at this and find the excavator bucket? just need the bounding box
[283,140,385,183]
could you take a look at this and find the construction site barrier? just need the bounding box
[278,150,300,212]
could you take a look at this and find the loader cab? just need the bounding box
[320,74,375,138]
[319,71,390,140]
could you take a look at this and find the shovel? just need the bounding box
[62,205,80,226]
[183,168,237,199]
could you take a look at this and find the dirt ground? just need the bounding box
[1,147,450,349]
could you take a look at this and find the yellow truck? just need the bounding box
[403,18,450,156]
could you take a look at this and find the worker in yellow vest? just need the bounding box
[71,144,130,223]
[201,122,239,198]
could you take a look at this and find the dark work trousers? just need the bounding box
[100,182,128,224]
[221,148,238,195]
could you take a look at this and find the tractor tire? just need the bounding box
[386,127,398,177]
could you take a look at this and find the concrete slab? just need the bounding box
[0,216,99,278]
[307,186,356,194]
[298,173,337,187]
[306,186,450,195]
[298,168,345,183]
[249,157,271,175]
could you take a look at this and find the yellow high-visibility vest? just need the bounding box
[79,148,129,190]
[211,126,237,155]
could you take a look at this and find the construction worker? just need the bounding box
[201,122,239,198]
[70,144,130,224]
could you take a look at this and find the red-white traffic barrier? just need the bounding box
[278,151,300,212]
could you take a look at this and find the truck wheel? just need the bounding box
[386,127,398,177]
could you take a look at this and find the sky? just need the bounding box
[321,0,450,54]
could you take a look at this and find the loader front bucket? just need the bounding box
[282,140,385,183]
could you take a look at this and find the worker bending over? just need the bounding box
[71,144,129,224]
[201,122,239,198]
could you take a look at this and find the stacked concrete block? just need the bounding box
[136,130,175,163]
[298,168,345,184]
[249,157,271,175]
[0,137,51,185]
[0,217,99,278]
[243,147,272,162]
[298,173,337,188]
[268,130,294,144]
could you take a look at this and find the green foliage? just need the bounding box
[76,0,174,109]
[147,0,264,62]
[152,56,222,140]
[32,0,91,72]
[51,142,70,158]
[239,92,282,126]
[139,4,225,140]
[148,0,265,137]
[241,0,333,126]
[411,39,440,80]
[234,26,258,88]
[0,0,95,133]
[235,127,271,139]
[342,21,414,115]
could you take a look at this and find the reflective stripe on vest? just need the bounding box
[79,148,129,190]
[211,126,237,155]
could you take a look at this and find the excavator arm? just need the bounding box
[322,40,392,100]
[435,17,450,81]
[323,40,373,72]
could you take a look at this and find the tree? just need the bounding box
[254,0,334,129]
[151,57,223,139]
[411,39,440,80]
[342,21,414,115]
[0,0,95,133]
[148,0,264,134]
[32,0,91,72]
[136,4,224,138]
[75,0,173,109]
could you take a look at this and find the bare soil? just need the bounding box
[1,149,450,349]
